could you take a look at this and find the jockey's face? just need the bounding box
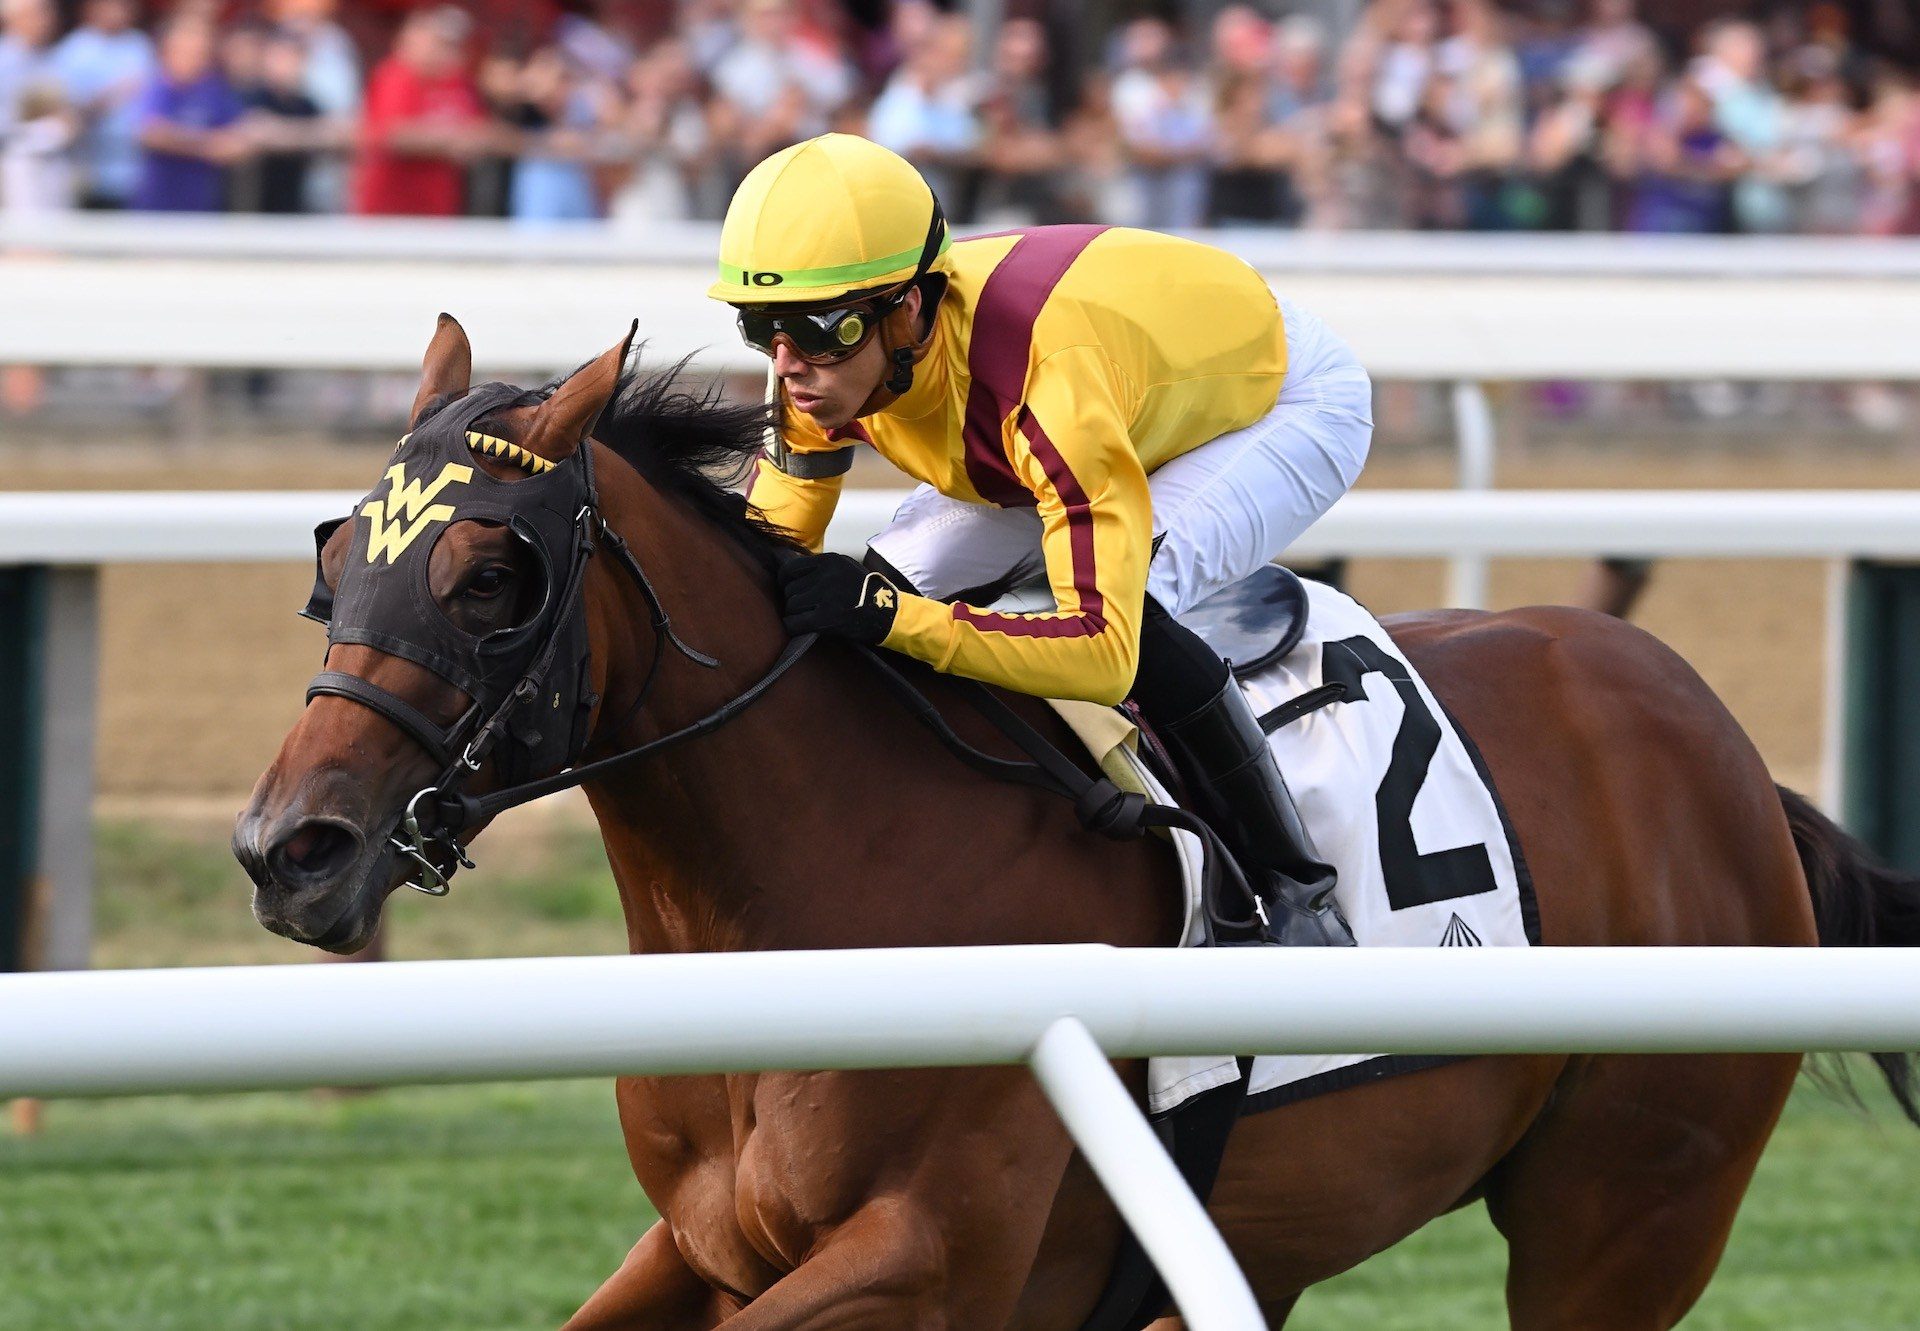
[769,286,921,433]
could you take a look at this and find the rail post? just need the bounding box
[0,566,44,975]
[1448,380,1496,609]
[1842,560,1920,870]
[0,565,98,977]
[1028,1017,1264,1330]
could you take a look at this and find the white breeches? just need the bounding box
[867,298,1374,614]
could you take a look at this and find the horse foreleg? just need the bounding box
[712,1197,949,1331]
[564,1220,729,1331]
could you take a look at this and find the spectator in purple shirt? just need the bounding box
[133,18,247,211]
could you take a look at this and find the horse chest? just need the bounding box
[618,1073,869,1296]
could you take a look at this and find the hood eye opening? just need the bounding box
[427,521,547,640]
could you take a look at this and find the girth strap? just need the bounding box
[1257,680,1348,734]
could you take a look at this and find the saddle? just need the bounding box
[1177,563,1310,679]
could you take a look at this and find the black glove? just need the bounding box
[777,553,901,645]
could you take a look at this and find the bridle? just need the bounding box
[302,389,817,896]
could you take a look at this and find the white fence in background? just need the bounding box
[12,225,1920,607]
[4,945,1918,1330]
[13,225,1920,606]
[12,246,1920,380]
[13,214,1920,274]
[6,487,1918,564]
[0,486,1906,976]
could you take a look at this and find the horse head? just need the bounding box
[233,314,642,952]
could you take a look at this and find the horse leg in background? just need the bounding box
[1575,557,1654,620]
[1399,605,1817,1329]
[1486,1052,1803,1329]
[563,1221,729,1331]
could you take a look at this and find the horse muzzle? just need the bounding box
[234,805,396,954]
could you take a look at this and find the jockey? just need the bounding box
[711,134,1370,948]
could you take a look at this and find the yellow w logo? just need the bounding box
[361,462,473,564]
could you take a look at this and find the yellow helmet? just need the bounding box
[709,134,950,307]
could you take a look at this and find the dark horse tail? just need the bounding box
[1778,785,1920,1126]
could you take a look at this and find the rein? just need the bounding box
[436,625,819,834]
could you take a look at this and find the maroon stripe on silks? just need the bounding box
[954,602,1102,638]
[827,420,871,444]
[961,225,1110,509]
[951,406,1108,641]
[1015,406,1103,622]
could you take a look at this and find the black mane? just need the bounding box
[593,359,803,569]
[419,359,802,569]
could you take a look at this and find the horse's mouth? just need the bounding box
[251,797,478,954]
[253,883,370,954]
[251,820,411,954]
[304,904,376,953]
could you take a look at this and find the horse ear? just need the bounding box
[411,312,473,428]
[522,320,637,462]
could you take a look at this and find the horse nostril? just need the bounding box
[233,829,271,889]
[267,819,363,889]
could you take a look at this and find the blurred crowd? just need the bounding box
[1,0,1919,232]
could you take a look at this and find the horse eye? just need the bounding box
[467,566,514,599]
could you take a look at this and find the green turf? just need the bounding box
[5,821,1915,1328]
[4,1077,1916,1330]
[0,1082,649,1331]
[1297,1074,1920,1329]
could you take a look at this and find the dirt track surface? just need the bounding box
[13,437,1920,800]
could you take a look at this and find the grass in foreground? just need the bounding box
[0,1082,647,1331]
[3,1074,1916,1328]
[1300,1071,1920,1330]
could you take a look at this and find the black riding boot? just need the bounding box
[1156,676,1356,947]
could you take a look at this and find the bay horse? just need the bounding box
[235,320,1920,1329]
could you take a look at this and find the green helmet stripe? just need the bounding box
[719,231,951,292]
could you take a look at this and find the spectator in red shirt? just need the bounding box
[350,4,491,216]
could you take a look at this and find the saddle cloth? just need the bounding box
[1048,577,1537,1115]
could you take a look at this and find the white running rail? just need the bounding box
[7,488,1920,564]
[11,214,1920,275]
[5,945,1919,1329]
[10,945,1913,1095]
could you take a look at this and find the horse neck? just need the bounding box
[573,447,1180,959]
[575,450,792,954]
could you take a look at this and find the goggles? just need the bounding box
[736,296,896,365]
